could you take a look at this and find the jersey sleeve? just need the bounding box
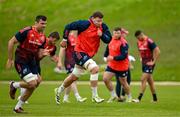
[63,20,90,40]
[101,23,112,44]
[148,39,157,51]
[104,45,109,57]
[15,27,31,42]
[114,43,129,61]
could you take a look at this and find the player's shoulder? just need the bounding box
[147,38,154,43]
[76,20,90,25]
[19,26,32,33]
[102,23,109,30]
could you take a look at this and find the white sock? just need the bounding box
[91,87,98,97]
[75,93,81,99]
[110,90,116,97]
[15,99,25,109]
[13,82,20,88]
[63,94,69,100]
[57,83,65,94]
[20,88,26,96]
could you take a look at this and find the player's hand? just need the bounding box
[97,29,102,37]
[103,57,107,62]
[42,48,51,56]
[60,39,67,48]
[57,61,63,69]
[6,59,14,69]
[146,61,155,66]
[107,56,113,62]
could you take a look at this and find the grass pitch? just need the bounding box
[0,81,180,116]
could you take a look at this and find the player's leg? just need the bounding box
[133,65,153,103]
[84,59,104,103]
[71,81,87,102]
[119,76,132,102]
[17,74,41,104]
[13,73,38,113]
[10,63,38,99]
[115,77,121,98]
[55,65,83,104]
[103,70,116,103]
[147,75,157,102]
[63,85,71,103]
[18,88,28,104]
[121,69,131,98]
[135,73,149,102]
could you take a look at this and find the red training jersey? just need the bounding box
[108,37,129,71]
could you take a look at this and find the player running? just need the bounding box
[54,11,112,104]
[132,30,160,103]
[6,15,47,113]
[17,31,60,104]
[56,30,87,103]
[103,27,132,103]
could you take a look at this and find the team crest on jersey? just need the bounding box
[31,34,34,37]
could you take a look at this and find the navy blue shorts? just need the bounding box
[105,66,128,79]
[15,61,39,79]
[73,51,91,67]
[142,64,155,74]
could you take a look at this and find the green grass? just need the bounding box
[0,0,180,81]
[0,82,180,116]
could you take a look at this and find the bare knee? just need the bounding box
[103,77,109,83]
[28,81,37,89]
[91,66,99,74]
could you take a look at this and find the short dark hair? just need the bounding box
[114,27,122,31]
[92,11,104,18]
[134,30,142,37]
[48,31,60,40]
[35,15,47,22]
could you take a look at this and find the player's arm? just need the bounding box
[57,47,66,69]
[128,55,136,69]
[147,40,160,65]
[49,46,59,63]
[6,36,19,69]
[6,28,29,69]
[152,47,160,64]
[38,48,49,60]
[113,44,129,61]
[60,20,90,47]
[103,45,109,62]
[100,23,112,44]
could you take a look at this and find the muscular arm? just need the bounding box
[8,36,19,60]
[152,47,160,64]
[57,47,66,68]
[6,36,19,69]
[101,23,112,44]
